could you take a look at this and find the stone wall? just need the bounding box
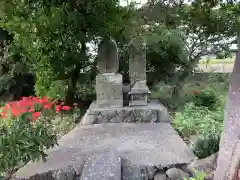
[81,100,169,125]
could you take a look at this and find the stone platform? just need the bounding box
[81,100,169,125]
[15,123,196,180]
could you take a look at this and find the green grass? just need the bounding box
[199,56,235,65]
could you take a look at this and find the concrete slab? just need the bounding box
[15,123,196,179]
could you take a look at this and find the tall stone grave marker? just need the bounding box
[96,39,123,108]
[129,39,150,106]
[98,39,119,73]
[129,39,147,86]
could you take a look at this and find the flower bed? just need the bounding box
[0,96,76,175]
[0,96,72,121]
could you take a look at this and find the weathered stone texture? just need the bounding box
[122,165,148,180]
[95,73,123,108]
[15,123,196,180]
[154,172,167,180]
[129,40,147,86]
[81,100,169,125]
[129,80,150,106]
[166,168,190,180]
[80,152,121,180]
[98,39,119,73]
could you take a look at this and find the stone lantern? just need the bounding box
[129,80,151,106]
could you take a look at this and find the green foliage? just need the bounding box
[142,0,239,96]
[192,88,220,110]
[75,82,96,102]
[192,122,221,158]
[145,25,188,82]
[0,0,134,103]
[184,169,206,180]
[0,113,58,173]
[173,101,224,158]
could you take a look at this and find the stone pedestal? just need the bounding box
[129,80,150,106]
[81,100,170,125]
[96,73,123,108]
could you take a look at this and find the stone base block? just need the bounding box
[15,123,196,180]
[96,73,123,108]
[81,100,170,125]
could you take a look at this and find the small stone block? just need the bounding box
[122,165,148,180]
[96,73,123,108]
[80,152,121,180]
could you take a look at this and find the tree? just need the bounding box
[0,28,33,100]
[117,2,188,85]
[140,0,239,97]
[145,24,187,84]
[214,35,240,180]
[0,0,135,104]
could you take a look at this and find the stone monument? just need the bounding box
[129,39,147,86]
[98,39,119,73]
[129,39,151,106]
[81,38,168,125]
[96,39,123,108]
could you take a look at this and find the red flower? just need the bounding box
[21,97,28,100]
[28,108,34,112]
[32,112,41,121]
[43,103,52,109]
[62,106,71,111]
[55,105,62,113]
[0,96,69,121]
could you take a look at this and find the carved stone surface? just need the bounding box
[98,39,119,73]
[81,100,169,125]
[96,73,123,108]
[129,40,147,86]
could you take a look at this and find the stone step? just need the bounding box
[14,123,197,180]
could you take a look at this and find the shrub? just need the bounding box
[75,82,96,102]
[191,88,220,110]
[191,118,222,158]
[0,113,58,173]
[173,102,223,158]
